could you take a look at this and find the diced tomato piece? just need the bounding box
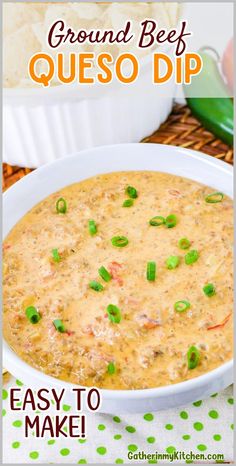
[207,313,232,331]
[108,262,123,286]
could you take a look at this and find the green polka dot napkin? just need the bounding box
[2,376,233,463]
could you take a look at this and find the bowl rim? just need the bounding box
[3,142,233,201]
[3,142,233,398]
[3,339,233,399]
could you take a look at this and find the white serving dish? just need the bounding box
[3,47,177,168]
[3,143,233,413]
[3,3,186,168]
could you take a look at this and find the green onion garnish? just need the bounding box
[106,304,122,324]
[165,214,177,228]
[178,238,191,250]
[126,186,138,199]
[149,216,166,226]
[107,362,116,375]
[53,319,66,333]
[166,255,180,270]
[174,300,190,312]
[185,250,199,265]
[111,236,129,248]
[56,197,67,214]
[122,199,134,207]
[88,219,97,236]
[147,261,156,281]
[187,346,200,370]
[52,248,61,263]
[25,306,41,324]
[205,192,224,204]
[89,280,104,292]
[203,283,216,297]
[98,266,112,282]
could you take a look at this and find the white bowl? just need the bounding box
[3,143,233,413]
[3,48,177,168]
[3,61,175,168]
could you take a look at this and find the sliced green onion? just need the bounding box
[98,266,112,282]
[111,236,129,248]
[174,300,190,312]
[106,304,122,324]
[89,280,104,292]
[205,192,224,204]
[25,306,41,324]
[166,255,180,270]
[178,238,191,250]
[203,283,216,297]
[122,199,134,207]
[126,186,138,199]
[185,250,199,265]
[52,248,61,263]
[56,197,67,214]
[53,319,66,333]
[88,219,97,236]
[165,214,177,228]
[107,362,116,375]
[187,346,200,370]
[147,261,156,281]
[149,216,166,226]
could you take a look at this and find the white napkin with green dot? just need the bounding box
[2,376,233,463]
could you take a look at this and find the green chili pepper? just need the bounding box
[106,304,122,324]
[184,50,233,146]
[25,306,41,324]
[89,281,104,292]
[107,362,116,375]
[187,345,200,370]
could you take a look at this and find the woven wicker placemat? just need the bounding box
[142,104,233,162]
[2,104,233,191]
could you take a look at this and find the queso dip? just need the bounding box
[3,171,233,389]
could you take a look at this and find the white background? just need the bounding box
[184,2,233,55]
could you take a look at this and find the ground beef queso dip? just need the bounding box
[3,171,233,390]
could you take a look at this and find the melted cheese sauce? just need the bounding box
[3,171,233,389]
